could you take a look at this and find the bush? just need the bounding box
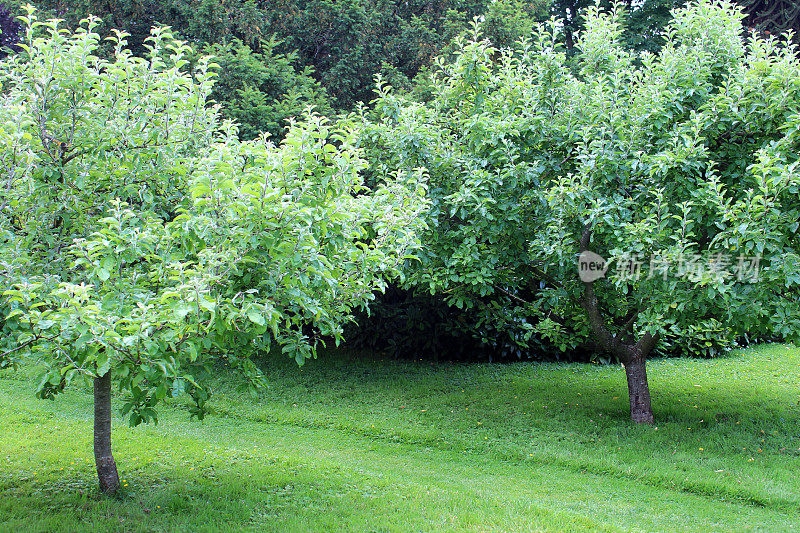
[205,38,332,141]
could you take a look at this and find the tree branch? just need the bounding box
[1,332,59,358]
[493,284,531,305]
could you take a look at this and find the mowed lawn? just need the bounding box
[0,345,799,532]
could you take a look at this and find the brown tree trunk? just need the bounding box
[624,355,654,424]
[94,371,120,494]
[577,226,657,425]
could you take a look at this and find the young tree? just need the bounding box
[0,9,220,491]
[1,9,426,494]
[359,0,800,423]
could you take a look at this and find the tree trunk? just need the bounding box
[577,226,658,424]
[93,371,120,494]
[624,356,654,425]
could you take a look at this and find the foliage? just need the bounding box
[1,9,427,428]
[345,284,539,362]
[652,318,737,358]
[0,14,218,275]
[9,0,703,137]
[177,116,427,368]
[262,0,490,109]
[0,9,218,420]
[9,0,331,138]
[11,0,266,54]
[203,37,332,141]
[549,0,798,56]
[549,0,688,55]
[482,0,551,50]
[358,0,800,368]
[22,0,494,112]
[620,0,689,53]
[0,8,216,379]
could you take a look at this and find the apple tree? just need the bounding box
[1,8,426,493]
[358,0,800,423]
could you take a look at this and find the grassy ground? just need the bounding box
[0,344,799,532]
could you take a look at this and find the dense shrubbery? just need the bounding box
[346,284,558,362]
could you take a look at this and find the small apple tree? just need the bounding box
[1,8,426,493]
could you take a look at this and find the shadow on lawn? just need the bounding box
[253,348,798,432]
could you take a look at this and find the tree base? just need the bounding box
[94,372,121,494]
[96,455,120,494]
[624,359,654,425]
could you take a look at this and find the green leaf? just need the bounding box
[96,353,111,377]
[246,308,266,326]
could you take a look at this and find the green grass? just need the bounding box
[1,344,799,532]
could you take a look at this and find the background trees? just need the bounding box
[8,0,796,116]
[204,37,332,141]
[0,2,21,57]
[740,0,800,43]
[10,0,492,113]
[3,0,706,128]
